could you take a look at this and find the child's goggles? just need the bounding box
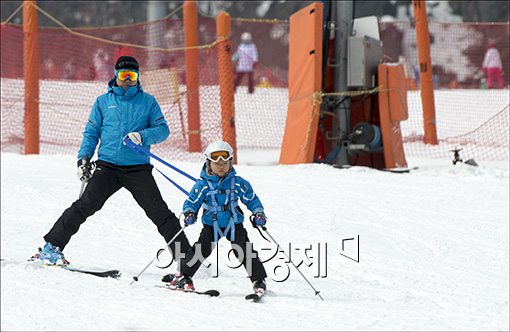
[208,150,233,162]
[115,69,139,81]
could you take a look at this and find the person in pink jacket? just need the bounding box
[482,39,505,89]
[232,32,258,94]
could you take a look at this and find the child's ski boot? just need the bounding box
[162,272,195,291]
[253,279,266,293]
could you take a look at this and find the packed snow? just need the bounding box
[1,151,508,331]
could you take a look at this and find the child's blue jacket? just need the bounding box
[183,164,264,229]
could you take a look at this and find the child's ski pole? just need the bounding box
[130,225,187,285]
[259,225,324,301]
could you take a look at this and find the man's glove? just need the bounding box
[184,212,197,226]
[252,212,267,226]
[123,132,142,146]
[77,157,93,182]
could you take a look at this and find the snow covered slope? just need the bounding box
[1,153,508,330]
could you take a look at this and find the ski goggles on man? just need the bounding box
[115,69,139,81]
[208,150,233,162]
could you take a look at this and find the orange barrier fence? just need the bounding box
[0,2,507,162]
[279,3,323,164]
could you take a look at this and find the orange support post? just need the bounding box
[413,0,438,145]
[183,1,201,152]
[216,12,237,164]
[23,0,40,154]
[377,63,409,169]
[279,3,323,164]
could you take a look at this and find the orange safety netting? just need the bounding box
[1,12,290,161]
[1,13,508,162]
[380,21,509,161]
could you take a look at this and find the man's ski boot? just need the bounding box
[31,242,69,266]
[162,273,195,291]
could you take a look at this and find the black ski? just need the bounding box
[27,249,121,279]
[155,284,220,297]
[245,291,264,302]
[59,266,121,279]
[22,256,121,279]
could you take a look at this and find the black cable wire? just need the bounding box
[321,0,332,92]
[351,0,356,34]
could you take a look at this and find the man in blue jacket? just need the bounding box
[32,56,190,265]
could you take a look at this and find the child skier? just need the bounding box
[162,140,268,294]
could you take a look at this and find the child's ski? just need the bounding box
[245,290,264,302]
[155,284,220,297]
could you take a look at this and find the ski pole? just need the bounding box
[78,161,96,199]
[79,180,87,198]
[130,226,187,286]
[260,226,324,301]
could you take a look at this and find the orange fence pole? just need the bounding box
[23,0,40,154]
[216,12,237,163]
[183,0,201,152]
[413,0,438,145]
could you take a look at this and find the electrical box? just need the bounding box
[347,36,382,88]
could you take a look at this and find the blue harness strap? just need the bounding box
[204,177,238,242]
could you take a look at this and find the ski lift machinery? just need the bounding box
[320,1,386,168]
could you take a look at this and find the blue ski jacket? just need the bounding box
[183,165,264,231]
[77,78,169,165]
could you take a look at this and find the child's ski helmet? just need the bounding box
[205,140,234,162]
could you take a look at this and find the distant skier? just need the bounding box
[31,56,191,265]
[162,140,268,294]
[232,32,258,94]
[482,38,505,89]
